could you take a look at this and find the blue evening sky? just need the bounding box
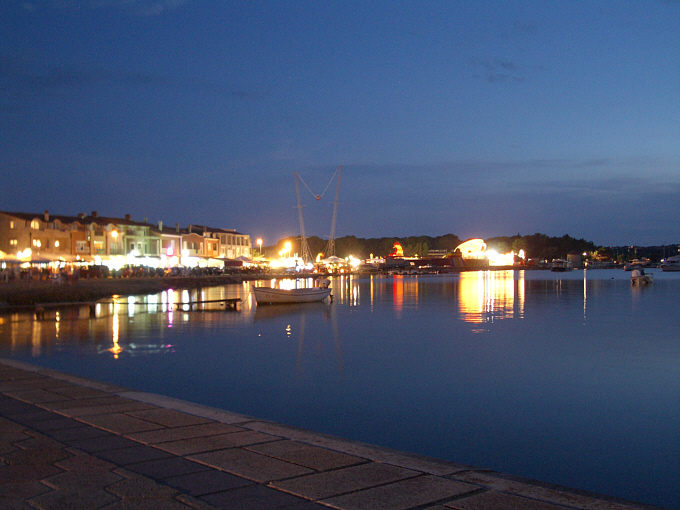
[1,1,679,247]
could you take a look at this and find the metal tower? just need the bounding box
[325,166,342,258]
[294,172,313,264]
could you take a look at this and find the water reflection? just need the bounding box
[458,270,524,324]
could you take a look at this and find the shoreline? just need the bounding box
[0,266,543,308]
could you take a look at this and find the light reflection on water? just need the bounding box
[1,269,679,509]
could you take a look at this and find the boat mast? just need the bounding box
[325,165,342,258]
[294,172,313,264]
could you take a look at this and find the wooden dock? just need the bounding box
[34,297,241,319]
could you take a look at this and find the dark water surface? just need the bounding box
[1,269,679,509]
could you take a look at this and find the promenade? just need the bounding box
[0,358,665,510]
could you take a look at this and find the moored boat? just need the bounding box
[550,259,572,272]
[630,268,653,285]
[660,255,680,272]
[252,280,332,304]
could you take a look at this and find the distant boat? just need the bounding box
[630,268,653,285]
[252,280,332,304]
[660,255,680,272]
[550,259,572,272]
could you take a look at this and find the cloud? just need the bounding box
[469,58,526,83]
[0,53,259,110]
[20,0,188,16]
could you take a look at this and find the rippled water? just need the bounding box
[1,269,679,509]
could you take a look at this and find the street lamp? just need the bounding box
[256,238,262,257]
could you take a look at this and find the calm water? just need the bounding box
[1,269,679,509]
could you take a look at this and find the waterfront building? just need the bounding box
[0,210,251,269]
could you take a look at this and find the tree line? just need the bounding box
[268,233,619,261]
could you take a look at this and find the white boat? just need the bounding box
[630,268,653,285]
[252,281,332,304]
[660,255,680,272]
[550,259,572,272]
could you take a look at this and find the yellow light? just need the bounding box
[54,241,59,248]
[111,230,118,239]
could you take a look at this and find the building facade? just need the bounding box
[0,210,251,268]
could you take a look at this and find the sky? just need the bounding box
[1,0,679,248]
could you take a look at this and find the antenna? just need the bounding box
[325,166,342,258]
[294,172,313,264]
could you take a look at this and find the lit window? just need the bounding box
[9,221,14,229]
[54,241,60,248]
[32,239,41,248]
[31,220,40,229]
[10,239,18,246]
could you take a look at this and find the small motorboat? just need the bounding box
[630,268,653,285]
[252,279,332,304]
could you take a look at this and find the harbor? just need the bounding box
[0,358,667,510]
[1,270,678,509]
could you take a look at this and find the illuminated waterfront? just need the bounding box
[1,270,679,509]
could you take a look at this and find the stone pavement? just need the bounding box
[0,359,666,510]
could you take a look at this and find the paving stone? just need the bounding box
[0,481,53,499]
[247,440,364,471]
[75,413,166,434]
[0,463,64,483]
[200,484,322,510]
[42,471,125,491]
[190,448,314,483]
[154,431,279,456]
[271,462,420,500]
[444,489,571,509]
[450,472,638,510]
[55,452,117,472]
[125,409,214,428]
[49,386,113,400]
[4,409,61,425]
[100,499,202,510]
[94,445,175,465]
[106,472,181,499]
[27,416,85,432]
[45,424,112,442]
[124,456,212,480]
[67,434,141,453]
[40,396,135,411]
[28,487,120,510]
[1,445,71,466]
[321,474,477,510]
[0,416,28,433]
[59,402,157,417]
[164,469,254,496]
[3,389,71,404]
[126,422,243,445]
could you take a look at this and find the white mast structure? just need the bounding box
[294,172,313,264]
[325,166,342,258]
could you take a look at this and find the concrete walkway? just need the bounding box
[0,358,665,510]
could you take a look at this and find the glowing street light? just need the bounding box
[256,238,262,257]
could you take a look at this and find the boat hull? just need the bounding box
[252,287,332,304]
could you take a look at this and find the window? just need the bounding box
[9,221,14,229]
[10,239,17,246]
[76,241,88,253]
[31,220,40,229]
[32,239,42,248]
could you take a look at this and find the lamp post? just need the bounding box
[256,238,262,257]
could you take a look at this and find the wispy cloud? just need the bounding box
[20,0,188,17]
[0,53,259,110]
